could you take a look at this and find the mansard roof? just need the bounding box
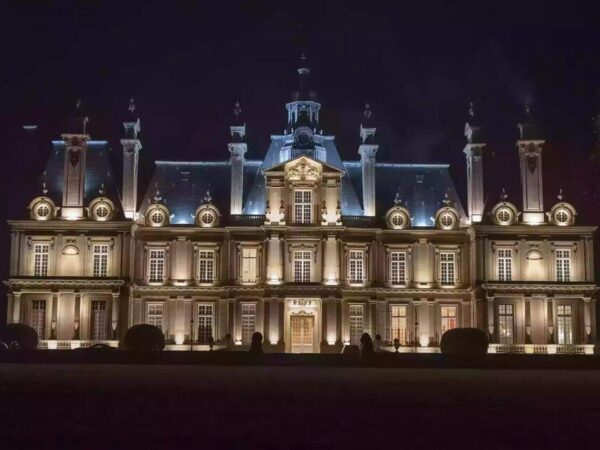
[138,160,261,225]
[37,140,124,220]
[344,162,466,227]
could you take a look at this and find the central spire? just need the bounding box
[286,53,321,135]
[292,53,316,101]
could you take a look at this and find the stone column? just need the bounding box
[546,298,554,344]
[266,233,283,284]
[584,297,592,344]
[50,292,58,340]
[487,297,495,341]
[525,297,532,344]
[322,235,340,285]
[73,293,81,339]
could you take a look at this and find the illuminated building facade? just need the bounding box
[4,57,597,354]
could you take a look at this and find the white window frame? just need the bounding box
[148,248,166,284]
[498,303,514,345]
[241,303,256,345]
[92,244,109,277]
[555,249,571,282]
[390,251,408,286]
[197,249,216,284]
[146,303,164,330]
[197,304,214,344]
[293,250,312,283]
[440,305,458,335]
[390,305,408,344]
[557,304,573,345]
[497,248,513,282]
[439,252,457,286]
[349,304,364,345]
[33,243,50,277]
[348,250,364,284]
[293,189,312,224]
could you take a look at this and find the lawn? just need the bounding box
[0,364,598,449]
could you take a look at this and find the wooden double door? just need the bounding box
[290,315,314,353]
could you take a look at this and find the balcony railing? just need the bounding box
[488,344,595,355]
[229,214,266,226]
[341,215,380,227]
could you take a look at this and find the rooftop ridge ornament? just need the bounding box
[99,183,106,196]
[42,181,48,196]
[557,188,564,201]
[203,190,212,204]
[468,100,475,119]
[442,192,452,207]
[153,185,162,203]
[233,101,242,118]
[500,187,508,201]
[363,103,373,122]
[393,191,402,206]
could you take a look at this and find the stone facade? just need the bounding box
[4,59,597,354]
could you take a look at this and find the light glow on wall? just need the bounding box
[419,335,430,347]
[175,333,185,345]
[47,340,58,350]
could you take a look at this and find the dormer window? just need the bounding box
[294,190,312,224]
[29,197,56,221]
[89,197,115,221]
[151,210,165,225]
[195,204,220,228]
[440,213,455,229]
[145,204,170,227]
[490,201,519,226]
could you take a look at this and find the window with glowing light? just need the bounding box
[555,209,569,225]
[146,304,164,330]
[557,305,573,345]
[197,250,215,283]
[37,204,50,218]
[390,305,407,344]
[440,213,455,229]
[555,249,571,282]
[498,304,514,345]
[241,248,258,283]
[349,304,364,345]
[440,306,457,335]
[150,210,165,226]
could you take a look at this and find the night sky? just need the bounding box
[1,2,600,308]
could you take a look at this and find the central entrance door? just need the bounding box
[291,315,314,353]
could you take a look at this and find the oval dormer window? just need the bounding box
[151,210,165,225]
[391,213,404,228]
[37,204,50,218]
[440,213,455,229]
[555,209,569,225]
[96,204,109,219]
[29,197,56,221]
[201,212,214,225]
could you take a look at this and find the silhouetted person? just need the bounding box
[360,333,374,360]
[249,332,263,354]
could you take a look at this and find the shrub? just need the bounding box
[123,324,165,352]
[440,328,488,356]
[249,332,263,354]
[1,324,38,351]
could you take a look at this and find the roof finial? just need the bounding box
[42,181,48,196]
[99,183,106,196]
[233,101,242,118]
[468,101,475,119]
[128,98,136,115]
[364,103,373,122]
[557,188,564,201]
[524,99,531,117]
[393,191,402,206]
[153,183,162,203]
[442,192,452,207]
[500,187,508,201]
[203,190,212,204]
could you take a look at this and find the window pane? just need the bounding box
[349,304,364,345]
[197,304,214,344]
[91,300,107,340]
[241,303,256,344]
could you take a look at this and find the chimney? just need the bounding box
[229,101,247,215]
[121,98,142,220]
[463,101,486,223]
[517,101,545,225]
[358,103,378,216]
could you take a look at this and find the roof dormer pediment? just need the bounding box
[264,155,343,178]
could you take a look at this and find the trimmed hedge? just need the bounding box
[1,324,39,350]
[123,324,165,352]
[440,328,488,356]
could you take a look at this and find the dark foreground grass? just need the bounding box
[0,364,599,449]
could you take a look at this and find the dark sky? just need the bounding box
[1,1,600,291]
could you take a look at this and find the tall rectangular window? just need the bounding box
[90,300,107,341]
[390,251,407,285]
[93,244,109,277]
[30,300,46,340]
[556,249,571,282]
[198,250,215,283]
[349,304,364,345]
[498,304,514,344]
[439,252,456,286]
[497,249,512,282]
[441,306,457,335]
[390,305,408,344]
[293,251,312,283]
[33,243,49,277]
[349,250,364,284]
[241,303,256,345]
[241,248,258,283]
[147,303,164,330]
[148,249,165,283]
[294,190,312,224]
[197,304,214,344]
[557,305,573,345]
